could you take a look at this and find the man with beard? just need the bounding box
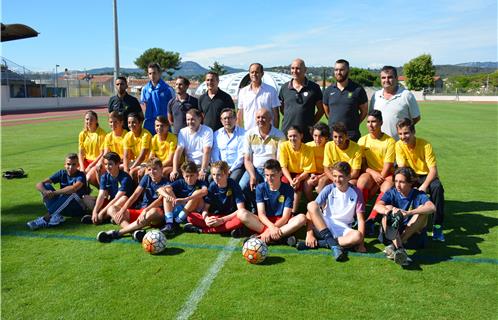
[108,77,142,130]
[369,66,420,141]
[323,59,368,142]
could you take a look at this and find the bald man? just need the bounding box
[279,58,324,142]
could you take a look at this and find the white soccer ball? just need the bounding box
[142,230,167,254]
[242,237,268,264]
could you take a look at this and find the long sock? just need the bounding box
[318,228,338,248]
[361,188,370,204]
[165,212,173,224]
[368,192,384,220]
[175,210,188,223]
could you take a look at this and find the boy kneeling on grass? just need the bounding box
[28,153,93,230]
[299,162,366,262]
[183,160,250,236]
[96,158,169,243]
[157,161,208,235]
[237,159,306,246]
[81,152,134,225]
[373,167,436,266]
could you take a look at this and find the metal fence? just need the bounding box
[1,57,113,98]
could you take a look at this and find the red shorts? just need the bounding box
[281,172,304,192]
[83,159,93,169]
[127,208,144,223]
[261,216,282,232]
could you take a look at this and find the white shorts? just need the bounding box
[324,218,354,238]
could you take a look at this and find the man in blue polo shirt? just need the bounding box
[323,59,368,142]
[237,159,306,245]
[140,62,175,134]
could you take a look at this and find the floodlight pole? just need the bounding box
[113,0,120,91]
[55,64,60,107]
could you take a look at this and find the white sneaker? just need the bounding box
[394,248,411,266]
[27,217,48,230]
[383,244,395,260]
[48,214,65,226]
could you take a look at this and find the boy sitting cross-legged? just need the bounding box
[183,160,250,235]
[96,158,169,243]
[81,152,134,225]
[27,153,92,230]
[300,161,366,261]
[237,159,306,246]
[158,161,208,235]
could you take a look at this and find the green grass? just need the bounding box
[2,102,497,319]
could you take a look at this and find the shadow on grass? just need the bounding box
[158,247,185,256]
[259,256,285,265]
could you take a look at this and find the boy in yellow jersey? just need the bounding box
[78,110,106,188]
[149,115,177,177]
[357,110,395,223]
[304,122,330,199]
[123,112,152,183]
[279,126,316,213]
[323,122,362,186]
[395,118,446,242]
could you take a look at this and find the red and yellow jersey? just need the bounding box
[151,132,178,163]
[358,133,395,172]
[123,128,152,160]
[323,140,362,170]
[279,141,316,174]
[395,138,436,175]
[78,127,106,161]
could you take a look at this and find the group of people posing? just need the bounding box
[27,58,445,266]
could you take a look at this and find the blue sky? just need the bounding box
[2,0,496,72]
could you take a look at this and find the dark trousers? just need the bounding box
[417,175,445,226]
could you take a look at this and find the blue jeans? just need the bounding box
[42,183,85,217]
[239,167,265,212]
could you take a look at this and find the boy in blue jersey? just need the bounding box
[237,159,306,245]
[96,158,169,242]
[27,153,90,230]
[82,152,134,225]
[158,161,208,235]
[373,167,435,266]
[303,162,366,261]
[183,160,250,235]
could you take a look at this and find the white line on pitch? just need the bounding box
[176,237,239,320]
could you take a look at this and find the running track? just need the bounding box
[0,106,109,127]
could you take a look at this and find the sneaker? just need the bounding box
[183,223,201,234]
[383,244,396,260]
[230,227,247,238]
[80,214,93,224]
[160,223,176,235]
[48,213,65,226]
[394,248,410,266]
[286,236,297,247]
[97,230,120,243]
[296,241,310,250]
[331,245,347,262]
[432,225,445,242]
[132,229,146,242]
[27,216,48,230]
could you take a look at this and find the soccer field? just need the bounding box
[1,102,497,320]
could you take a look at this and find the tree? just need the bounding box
[348,67,380,87]
[134,48,181,75]
[209,61,227,75]
[403,54,435,90]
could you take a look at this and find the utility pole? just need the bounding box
[113,0,120,91]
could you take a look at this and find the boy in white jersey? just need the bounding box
[300,161,366,261]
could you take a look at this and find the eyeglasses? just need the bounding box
[295,92,303,104]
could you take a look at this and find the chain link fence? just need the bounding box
[1,57,113,98]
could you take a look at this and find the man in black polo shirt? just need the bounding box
[167,76,199,134]
[107,76,142,130]
[279,58,324,142]
[323,59,368,142]
[198,71,235,131]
